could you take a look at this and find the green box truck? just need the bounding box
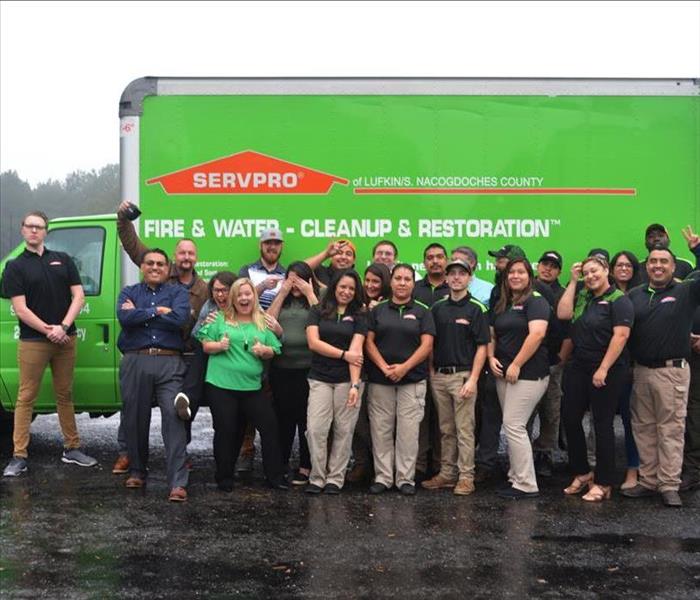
[1,77,698,426]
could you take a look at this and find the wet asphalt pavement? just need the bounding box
[1,411,699,599]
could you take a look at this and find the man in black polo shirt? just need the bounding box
[2,211,97,477]
[622,246,700,507]
[413,243,449,479]
[639,223,699,283]
[422,260,490,496]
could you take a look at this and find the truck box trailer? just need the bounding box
[1,77,698,419]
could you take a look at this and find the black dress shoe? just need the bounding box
[496,486,539,499]
[369,482,388,495]
[620,484,656,498]
[680,474,700,492]
[474,466,494,484]
[661,490,682,507]
[324,483,341,495]
[269,477,289,491]
[217,479,234,493]
[305,483,323,495]
[399,483,416,496]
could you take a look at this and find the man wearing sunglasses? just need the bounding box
[2,211,97,477]
[116,249,191,502]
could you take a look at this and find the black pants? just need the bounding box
[563,362,625,486]
[475,372,501,470]
[206,383,284,485]
[181,344,208,444]
[269,365,311,471]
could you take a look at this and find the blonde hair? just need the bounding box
[223,278,266,330]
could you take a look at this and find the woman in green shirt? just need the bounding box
[267,261,320,486]
[197,278,287,492]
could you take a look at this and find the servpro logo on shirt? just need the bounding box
[147,150,348,195]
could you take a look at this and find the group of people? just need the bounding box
[3,207,700,509]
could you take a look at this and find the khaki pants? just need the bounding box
[306,379,362,488]
[13,338,80,458]
[631,364,689,492]
[368,381,426,488]
[430,371,476,481]
[496,377,549,493]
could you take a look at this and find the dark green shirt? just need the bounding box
[273,299,313,370]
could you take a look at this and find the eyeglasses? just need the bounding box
[212,287,230,295]
[23,224,46,231]
[144,260,167,267]
[614,263,633,270]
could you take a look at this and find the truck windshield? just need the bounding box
[46,227,105,296]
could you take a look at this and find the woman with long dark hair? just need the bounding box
[558,256,634,501]
[488,258,550,499]
[609,250,642,490]
[266,261,320,485]
[365,263,435,495]
[304,269,367,494]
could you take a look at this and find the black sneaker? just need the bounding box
[217,479,234,493]
[269,476,289,491]
[324,483,341,495]
[620,484,656,498]
[369,482,388,495]
[496,486,539,499]
[291,470,310,486]
[305,483,323,495]
[399,483,416,496]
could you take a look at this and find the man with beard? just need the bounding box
[240,228,286,310]
[112,201,208,475]
[639,224,699,282]
[304,239,357,287]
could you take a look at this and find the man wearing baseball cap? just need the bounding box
[639,223,698,283]
[239,228,286,310]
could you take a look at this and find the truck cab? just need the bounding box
[0,214,122,421]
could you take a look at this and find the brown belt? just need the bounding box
[128,348,181,356]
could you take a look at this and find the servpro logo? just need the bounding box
[147,150,348,195]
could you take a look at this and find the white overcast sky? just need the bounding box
[1,1,699,186]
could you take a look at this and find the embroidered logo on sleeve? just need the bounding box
[455,318,470,325]
[660,297,677,303]
[403,314,417,320]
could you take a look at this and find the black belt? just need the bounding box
[639,358,686,369]
[127,348,182,356]
[435,366,469,375]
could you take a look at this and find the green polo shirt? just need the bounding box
[196,314,281,391]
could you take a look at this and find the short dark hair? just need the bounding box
[140,248,170,265]
[207,271,237,300]
[391,262,416,278]
[423,243,447,259]
[372,240,398,258]
[22,210,49,227]
[648,244,676,262]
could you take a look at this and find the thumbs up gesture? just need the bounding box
[251,337,269,358]
[219,332,230,352]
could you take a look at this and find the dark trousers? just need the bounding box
[617,374,640,469]
[476,372,502,470]
[181,343,208,444]
[119,354,188,488]
[351,385,373,469]
[563,362,625,486]
[206,383,284,485]
[683,352,700,476]
[269,365,311,470]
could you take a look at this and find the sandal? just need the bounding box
[582,484,612,502]
[563,472,594,495]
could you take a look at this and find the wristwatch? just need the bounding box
[60,323,70,332]
[351,383,361,390]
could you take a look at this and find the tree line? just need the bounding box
[0,165,119,258]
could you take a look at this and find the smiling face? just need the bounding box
[612,255,634,285]
[174,240,197,273]
[391,267,415,302]
[335,275,356,308]
[211,278,231,309]
[331,245,355,270]
[364,271,384,300]
[581,259,609,294]
[233,282,256,316]
[260,240,283,266]
[141,252,169,286]
[646,249,675,287]
[447,266,471,293]
[506,262,530,293]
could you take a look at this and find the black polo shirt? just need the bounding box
[639,254,696,284]
[490,278,556,312]
[367,299,436,385]
[490,292,551,380]
[628,277,700,365]
[538,278,569,364]
[431,293,490,369]
[306,305,368,383]
[0,247,82,340]
[314,265,351,287]
[687,271,700,334]
[570,286,634,367]
[413,276,450,307]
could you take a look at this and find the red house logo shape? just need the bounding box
[146,150,348,195]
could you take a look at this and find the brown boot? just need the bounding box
[421,474,457,490]
[453,479,475,496]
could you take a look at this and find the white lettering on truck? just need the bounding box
[193,172,298,189]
